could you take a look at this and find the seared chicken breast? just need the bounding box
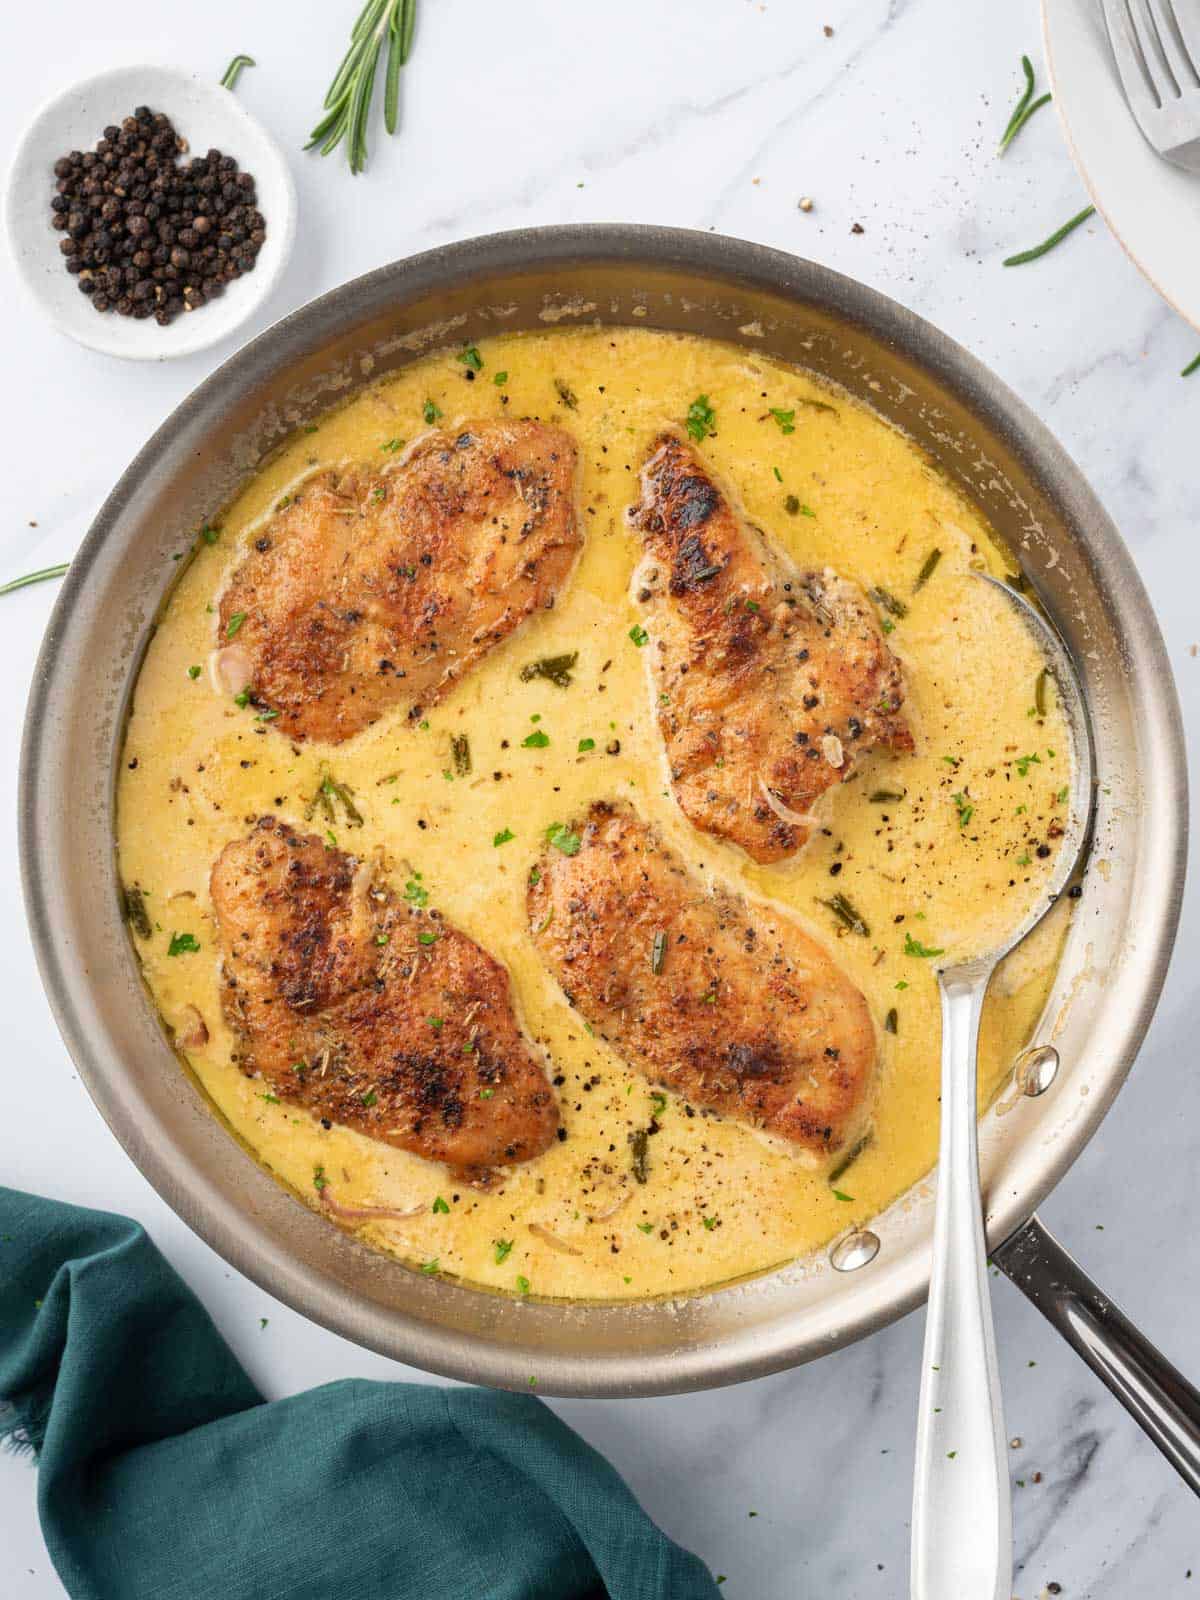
[217,421,580,744]
[212,818,558,1179]
[629,435,913,863]
[529,800,876,1158]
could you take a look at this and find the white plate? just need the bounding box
[1042,0,1200,333]
[4,64,297,361]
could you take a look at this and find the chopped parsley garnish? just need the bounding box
[577,737,595,753]
[701,1215,718,1231]
[380,436,404,452]
[361,1091,378,1107]
[952,792,974,828]
[650,1091,668,1118]
[187,664,202,680]
[494,1239,514,1264]
[432,1195,450,1214]
[684,394,716,442]
[420,1259,440,1275]
[522,729,550,748]
[226,611,247,638]
[494,370,508,386]
[895,980,909,990]
[427,1016,443,1029]
[200,524,221,545]
[628,623,649,647]
[769,407,796,434]
[234,689,251,709]
[458,345,484,372]
[404,877,429,907]
[516,1275,531,1295]
[1015,752,1042,777]
[313,1165,328,1193]
[904,932,945,958]
[418,930,439,946]
[493,828,515,847]
[1057,785,1069,802]
[262,1092,280,1105]
[167,932,200,956]
[636,1221,654,1234]
[479,1087,494,1099]
[832,1189,854,1203]
[422,399,441,424]
[546,822,582,856]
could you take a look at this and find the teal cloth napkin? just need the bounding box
[0,1187,719,1600]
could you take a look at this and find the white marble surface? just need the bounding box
[2,1,1198,1595]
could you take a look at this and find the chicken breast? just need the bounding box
[211,817,558,1180]
[629,434,913,863]
[216,420,581,744]
[529,800,876,1158]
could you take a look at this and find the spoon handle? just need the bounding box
[911,965,1012,1600]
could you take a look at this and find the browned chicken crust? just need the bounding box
[629,435,913,863]
[211,817,559,1179]
[217,421,581,744]
[529,801,876,1158]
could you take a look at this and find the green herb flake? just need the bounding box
[685,394,717,442]
[913,548,942,591]
[577,737,596,753]
[432,1195,450,1214]
[187,664,202,680]
[494,1239,514,1264]
[546,822,582,856]
[418,930,439,946]
[520,651,578,688]
[554,378,579,409]
[361,1090,378,1107]
[522,729,550,748]
[493,828,515,847]
[313,1165,328,1193]
[1015,751,1042,777]
[636,1221,654,1234]
[167,932,200,957]
[458,345,484,372]
[226,611,247,639]
[629,623,649,647]
[904,932,945,959]
[516,1274,531,1295]
[819,893,870,937]
[832,1189,854,1203]
[701,1215,718,1231]
[494,370,509,386]
[422,399,441,424]
[952,792,974,829]
[769,407,796,434]
[420,1259,440,1275]
[404,877,429,908]
[261,1092,280,1105]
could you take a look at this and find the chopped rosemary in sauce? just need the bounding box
[1015,751,1041,777]
[1034,667,1050,718]
[832,1189,854,1203]
[308,767,364,827]
[828,1133,871,1185]
[869,789,906,803]
[167,932,200,956]
[520,651,578,688]
[381,437,404,451]
[870,585,908,619]
[818,893,870,936]
[123,886,152,940]
[554,378,579,409]
[451,733,471,776]
[884,1007,898,1034]
[913,548,942,591]
[630,1128,651,1184]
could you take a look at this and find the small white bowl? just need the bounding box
[5,65,297,361]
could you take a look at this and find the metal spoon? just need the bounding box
[910,575,1094,1600]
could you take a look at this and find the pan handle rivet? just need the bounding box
[830,1229,881,1272]
[1016,1043,1060,1096]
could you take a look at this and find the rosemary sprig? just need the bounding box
[999,57,1052,154]
[307,0,417,175]
[220,55,255,91]
[0,563,68,596]
[1003,206,1095,267]
[1183,354,1200,378]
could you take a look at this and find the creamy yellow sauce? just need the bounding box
[116,328,1069,1302]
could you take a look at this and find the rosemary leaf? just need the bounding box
[913,548,942,591]
[999,55,1036,149]
[1000,91,1051,154]
[1183,354,1200,378]
[818,893,870,937]
[1003,206,1095,268]
[0,563,69,596]
[828,1134,871,1186]
[307,0,419,174]
[520,651,578,688]
[220,55,255,91]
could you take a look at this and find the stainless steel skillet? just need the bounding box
[18,226,1197,1482]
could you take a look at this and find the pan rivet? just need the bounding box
[1016,1044,1059,1097]
[830,1229,881,1272]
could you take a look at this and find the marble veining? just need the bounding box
[3,0,1199,1594]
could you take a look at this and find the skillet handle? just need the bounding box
[994,1214,1200,1496]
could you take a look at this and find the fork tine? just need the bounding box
[1157,0,1200,87]
[1142,0,1200,93]
[1131,0,1181,97]
[1104,0,1167,113]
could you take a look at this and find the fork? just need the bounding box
[1103,0,1200,169]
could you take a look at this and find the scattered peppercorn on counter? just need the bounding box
[116,327,1069,1302]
